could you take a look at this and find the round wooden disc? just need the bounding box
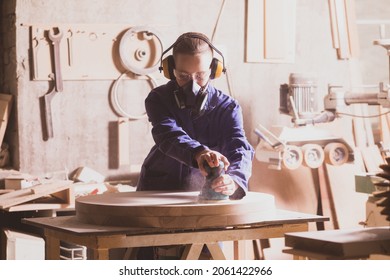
[76,191,275,229]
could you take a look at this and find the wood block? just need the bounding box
[4,173,40,190]
[73,166,105,183]
[285,226,390,258]
[246,0,295,63]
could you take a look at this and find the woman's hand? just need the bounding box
[194,149,230,176]
[210,174,239,196]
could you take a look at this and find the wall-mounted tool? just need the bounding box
[110,26,163,119]
[118,26,163,76]
[43,27,63,139]
[199,161,229,201]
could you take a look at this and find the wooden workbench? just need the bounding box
[23,209,327,260]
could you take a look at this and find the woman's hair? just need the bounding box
[172,32,213,57]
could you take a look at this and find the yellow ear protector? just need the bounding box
[159,33,226,80]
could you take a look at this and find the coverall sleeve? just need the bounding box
[220,101,254,198]
[145,90,206,167]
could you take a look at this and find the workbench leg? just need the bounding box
[90,248,110,260]
[234,240,248,260]
[123,247,139,260]
[252,239,270,260]
[45,234,61,260]
[206,243,226,260]
[181,244,203,260]
[293,255,307,260]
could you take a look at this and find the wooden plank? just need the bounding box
[352,106,367,148]
[361,145,384,173]
[246,0,295,63]
[344,0,359,57]
[264,0,286,59]
[246,0,264,62]
[317,165,339,230]
[118,118,130,166]
[328,0,340,49]
[334,0,350,59]
[285,226,390,258]
[0,94,13,146]
[361,105,374,146]
[6,201,73,212]
[0,189,14,195]
[0,180,73,209]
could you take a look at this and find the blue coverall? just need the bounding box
[137,80,254,199]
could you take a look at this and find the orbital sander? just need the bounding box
[198,161,229,201]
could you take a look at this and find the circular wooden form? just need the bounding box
[76,191,275,229]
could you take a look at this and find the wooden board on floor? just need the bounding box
[285,226,390,258]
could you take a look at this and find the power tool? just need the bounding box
[198,161,229,200]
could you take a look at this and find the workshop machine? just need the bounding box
[255,36,390,171]
[255,36,390,225]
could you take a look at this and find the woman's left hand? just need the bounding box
[210,174,239,196]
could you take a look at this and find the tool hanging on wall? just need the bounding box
[110,26,163,120]
[41,27,63,140]
[110,72,157,119]
[118,26,163,76]
[110,26,163,166]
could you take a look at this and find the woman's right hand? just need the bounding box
[194,149,230,176]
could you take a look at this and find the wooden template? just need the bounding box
[76,191,275,228]
[76,191,276,229]
[246,0,296,63]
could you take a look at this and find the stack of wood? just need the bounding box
[374,157,390,221]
